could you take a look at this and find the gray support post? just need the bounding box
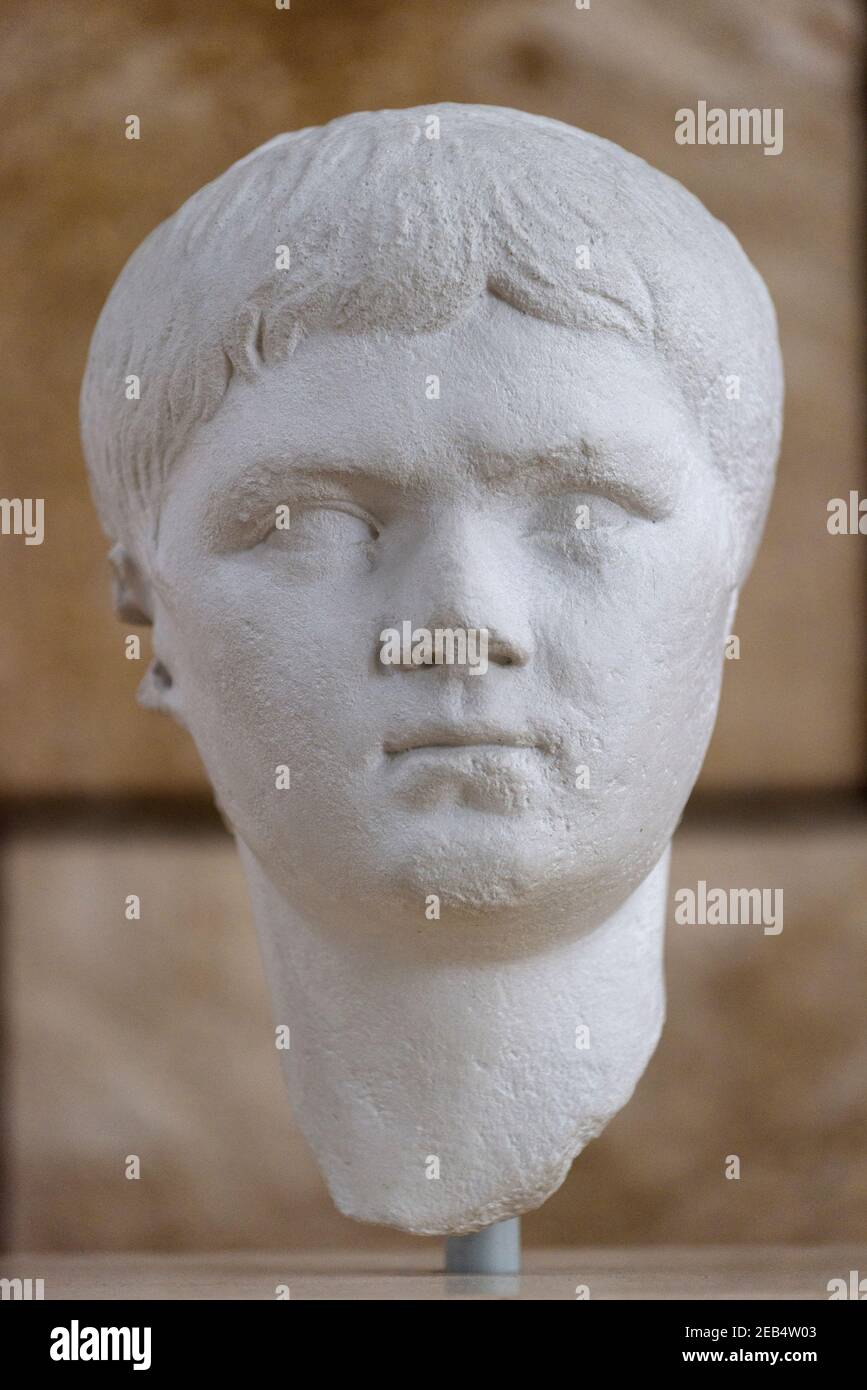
[444,1217,521,1275]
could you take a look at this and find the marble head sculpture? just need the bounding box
[81,105,782,1234]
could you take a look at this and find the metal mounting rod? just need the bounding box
[444,1217,521,1275]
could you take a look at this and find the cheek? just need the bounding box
[538,521,732,765]
[611,532,733,782]
[161,562,375,765]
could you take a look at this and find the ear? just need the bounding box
[137,654,184,722]
[109,543,185,725]
[108,542,153,624]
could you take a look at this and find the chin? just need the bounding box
[375,826,592,920]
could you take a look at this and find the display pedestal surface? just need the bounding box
[5,1246,863,1301]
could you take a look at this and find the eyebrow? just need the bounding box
[204,434,689,523]
[204,457,382,522]
[470,441,687,516]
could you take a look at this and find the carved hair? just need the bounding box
[81,104,782,577]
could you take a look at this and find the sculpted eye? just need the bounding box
[255,501,380,577]
[263,502,379,549]
[527,492,633,547]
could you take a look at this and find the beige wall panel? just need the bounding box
[7,817,867,1251]
[0,0,862,793]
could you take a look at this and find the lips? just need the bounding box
[383,727,545,757]
[382,725,554,814]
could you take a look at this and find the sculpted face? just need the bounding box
[153,294,735,934]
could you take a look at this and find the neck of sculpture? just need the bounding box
[238,842,670,1235]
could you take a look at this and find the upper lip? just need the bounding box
[384,727,544,756]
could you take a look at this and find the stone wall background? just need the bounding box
[1,0,864,1251]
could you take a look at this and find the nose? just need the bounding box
[377,508,533,672]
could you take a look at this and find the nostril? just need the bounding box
[487,636,529,668]
[376,623,530,671]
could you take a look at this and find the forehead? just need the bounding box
[175,297,702,496]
